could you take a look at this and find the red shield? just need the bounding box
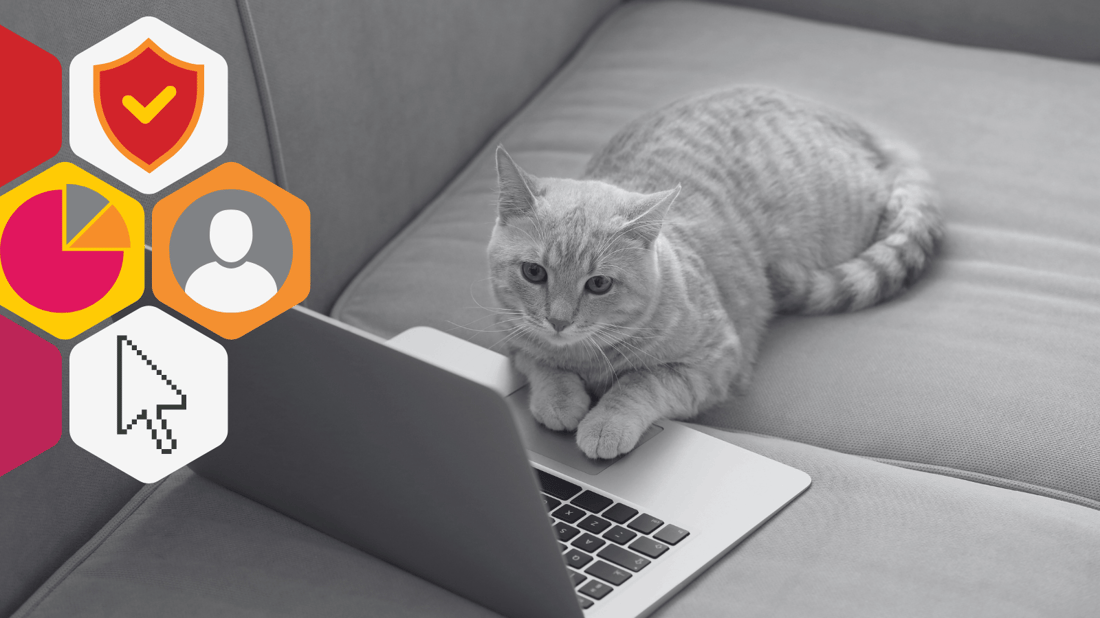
[94,39,203,173]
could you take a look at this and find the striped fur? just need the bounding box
[487,87,944,459]
[767,141,944,314]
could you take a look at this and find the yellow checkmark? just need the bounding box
[121,86,177,124]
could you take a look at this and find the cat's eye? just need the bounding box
[521,262,547,283]
[586,275,612,294]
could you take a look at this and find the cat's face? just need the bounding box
[487,147,678,348]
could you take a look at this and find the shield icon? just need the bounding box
[94,39,203,173]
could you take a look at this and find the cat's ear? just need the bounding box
[623,185,680,248]
[496,146,539,225]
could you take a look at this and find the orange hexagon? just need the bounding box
[152,163,309,339]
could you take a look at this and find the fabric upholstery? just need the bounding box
[246,0,621,312]
[334,0,1100,506]
[15,430,1100,618]
[723,0,1100,63]
[0,2,275,613]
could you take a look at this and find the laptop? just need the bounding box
[188,304,810,618]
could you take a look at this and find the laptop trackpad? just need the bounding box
[505,386,663,476]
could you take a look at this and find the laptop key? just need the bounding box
[571,533,607,553]
[552,505,585,524]
[542,494,561,511]
[578,515,612,535]
[629,536,669,558]
[627,513,663,535]
[602,503,639,524]
[569,570,587,587]
[579,579,612,600]
[554,522,581,542]
[654,524,690,545]
[572,532,607,549]
[536,470,583,500]
[578,595,594,609]
[564,549,593,569]
[572,490,614,513]
[602,525,637,545]
[559,542,569,553]
[585,560,632,586]
[598,544,651,572]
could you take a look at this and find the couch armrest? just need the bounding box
[721,0,1100,62]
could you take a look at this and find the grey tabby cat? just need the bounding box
[487,87,943,459]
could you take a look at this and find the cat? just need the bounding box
[487,86,944,459]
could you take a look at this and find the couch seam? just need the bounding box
[866,456,1100,512]
[693,424,1100,512]
[10,479,167,618]
[235,0,288,190]
[329,2,638,320]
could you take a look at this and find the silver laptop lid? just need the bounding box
[189,304,583,618]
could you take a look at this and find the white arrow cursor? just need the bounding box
[116,334,187,454]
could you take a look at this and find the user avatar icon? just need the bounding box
[153,162,310,340]
[184,209,278,312]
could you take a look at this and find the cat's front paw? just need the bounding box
[576,406,649,459]
[529,372,591,432]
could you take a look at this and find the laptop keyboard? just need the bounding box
[535,469,691,611]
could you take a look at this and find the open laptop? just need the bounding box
[188,304,810,618]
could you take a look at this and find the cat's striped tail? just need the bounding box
[768,143,945,314]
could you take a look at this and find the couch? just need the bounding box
[2,0,1099,616]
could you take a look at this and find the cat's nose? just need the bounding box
[548,318,571,332]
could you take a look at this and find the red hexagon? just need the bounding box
[0,314,62,477]
[0,24,62,188]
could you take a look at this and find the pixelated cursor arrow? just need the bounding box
[116,335,187,454]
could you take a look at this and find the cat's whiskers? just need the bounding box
[590,330,640,374]
[464,277,521,315]
[590,320,662,332]
[445,315,526,335]
[581,335,617,381]
[444,306,524,332]
[489,321,536,352]
[589,324,664,373]
[609,336,661,370]
[589,322,664,341]
[597,329,658,375]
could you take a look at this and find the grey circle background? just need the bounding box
[169,189,293,288]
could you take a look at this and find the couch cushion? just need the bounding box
[333,0,1100,506]
[13,430,1100,617]
[246,0,619,312]
[722,0,1100,62]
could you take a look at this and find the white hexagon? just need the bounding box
[69,16,228,194]
[70,306,227,483]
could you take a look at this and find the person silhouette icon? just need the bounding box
[184,209,278,313]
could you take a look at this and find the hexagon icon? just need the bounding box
[0,163,145,339]
[70,306,227,483]
[70,16,228,194]
[0,314,62,477]
[153,163,310,340]
[0,24,62,188]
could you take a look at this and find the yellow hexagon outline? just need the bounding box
[0,163,145,339]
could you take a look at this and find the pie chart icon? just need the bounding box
[0,163,144,339]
